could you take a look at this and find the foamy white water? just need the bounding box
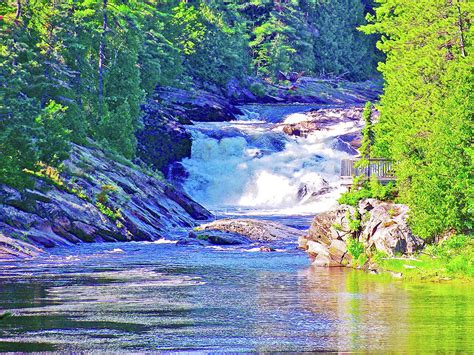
[180,105,361,216]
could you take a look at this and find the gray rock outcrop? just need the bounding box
[0,144,212,259]
[299,199,424,267]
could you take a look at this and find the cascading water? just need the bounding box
[179,104,360,216]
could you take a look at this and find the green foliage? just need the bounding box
[338,188,373,207]
[357,101,375,163]
[374,234,474,280]
[95,202,122,221]
[311,0,379,80]
[181,3,250,86]
[338,178,397,206]
[35,101,71,165]
[249,82,266,97]
[24,163,65,189]
[347,238,365,259]
[347,209,362,232]
[96,184,118,205]
[240,0,377,80]
[196,234,209,241]
[355,253,369,267]
[424,234,471,258]
[361,0,473,239]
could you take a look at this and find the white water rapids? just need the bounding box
[178,104,361,216]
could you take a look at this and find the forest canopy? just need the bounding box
[0,0,379,187]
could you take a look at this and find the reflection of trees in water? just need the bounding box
[405,281,474,352]
[298,267,474,352]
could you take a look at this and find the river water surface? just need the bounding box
[0,241,473,352]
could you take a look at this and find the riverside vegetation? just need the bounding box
[330,0,473,280]
[1,0,473,281]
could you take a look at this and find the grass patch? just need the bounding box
[96,202,123,221]
[373,235,474,281]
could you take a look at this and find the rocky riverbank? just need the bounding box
[298,199,424,267]
[0,144,212,259]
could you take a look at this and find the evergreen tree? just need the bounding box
[361,0,473,238]
[311,0,377,80]
[359,102,375,160]
[183,2,251,86]
[0,0,70,187]
[247,1,315,79]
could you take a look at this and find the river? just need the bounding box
[0,105,473,352]
[0,242,472,352]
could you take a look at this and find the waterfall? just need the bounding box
[178,105,360,216]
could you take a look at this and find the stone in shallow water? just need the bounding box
[186,230,251,246]
[194,218,305,243]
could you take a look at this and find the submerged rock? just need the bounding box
[0,233,45,259]
[299,199,424,267]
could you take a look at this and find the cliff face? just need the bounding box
[0,144,212,259]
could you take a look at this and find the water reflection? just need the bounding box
[0,243,472,352]
[299,267,474,352]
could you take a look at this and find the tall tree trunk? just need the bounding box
[456,1,466,57]
[98,0,108,112]
[15,0,21,19]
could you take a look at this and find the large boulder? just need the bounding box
[239,77,382,105]
[277,106,366,139]
[299,199,424,267]
[154,87,243,122]
[137,86,245,174]
[179,230,252,246]
[0,233,44,260]
[301,205,355,266]
[138,99,192,174]
[358,199,424,256]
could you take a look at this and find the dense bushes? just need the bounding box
[338,177,397,207]
[374,234,474,280]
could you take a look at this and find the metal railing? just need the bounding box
[341,158,395,181]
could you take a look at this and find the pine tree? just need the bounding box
[0,0,70,187]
